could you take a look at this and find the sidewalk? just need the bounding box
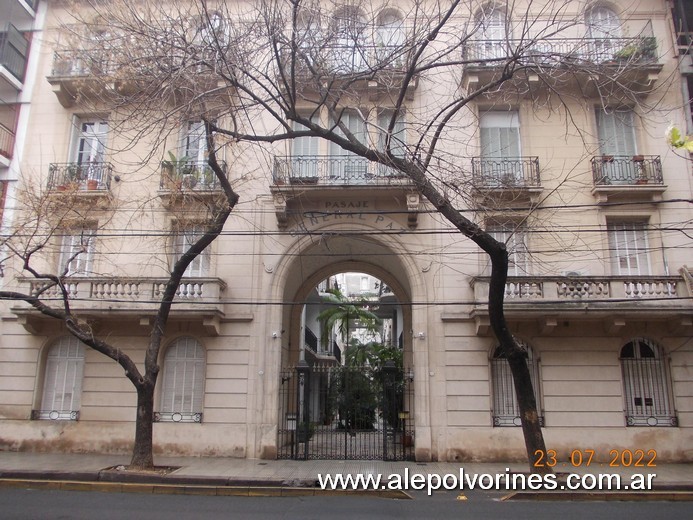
[1,452,692,498]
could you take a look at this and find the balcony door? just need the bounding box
[70,118,108,186]
[291,115,320,180]
[607,221,650,276]
[332,8,367,73]
[475,7,507,61]
[329,110,368,183]
[480,111,522,185]
[586,6,621,61]
[596,109,638,184]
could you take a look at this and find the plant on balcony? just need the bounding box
[613,36,657,62]
[161,151,191,189]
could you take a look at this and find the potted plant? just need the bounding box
[87,178,99,190]
[161,151,189,190]
[65,164,83,190]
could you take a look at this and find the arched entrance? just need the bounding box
[273,231,417,460]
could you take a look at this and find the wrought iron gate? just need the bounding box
[278,362,414,460]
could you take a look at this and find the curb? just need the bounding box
[0,478,411,499]
[502,490,693,501]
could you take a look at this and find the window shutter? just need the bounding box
[159,337,206,420]
[597,110,636,156]
[40,337,85,419]
[607,221,650,276]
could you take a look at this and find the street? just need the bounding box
[0,487,689,519]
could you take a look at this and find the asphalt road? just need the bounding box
[0,488,690,519]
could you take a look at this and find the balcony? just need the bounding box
[0,24,28,92]
[271,155,420,229]
[0,122,15,163]
[283,39,418,100]
[159,159,227,204]
[47,162,113,204]
[461,36,662,97]
[467,275,690,335]
[471,156,542,203]
[46,49,114,107]
[12,276,228,335]
[590,155,666,202]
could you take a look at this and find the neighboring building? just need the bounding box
[0,0,44,227]
[0,1,691,463]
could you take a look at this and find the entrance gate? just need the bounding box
[278,362,414,460]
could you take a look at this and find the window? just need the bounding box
[173,224,211,277]
[35,337,85,421]
[596,108,640,184]
[378,110,406,159]
[181,121,206,164]
[70,117,108,187]
[620,339,676,426]
[329,110,368,182]
[331,8,367,72]
[491,342,542,427]
[488,222,529,276]
[607,220,650,276]
[156,337,205,423]
[376,12,404,64]
[58,226,96,276]
[479,111,522,185]
[291,114,320,180]
[586,6,621,61]
[475,6,507,60]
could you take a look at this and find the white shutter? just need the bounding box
[607,221,650,276]
[597,110,636,156]
[159,337,205,420]
[59,228,96,276]
[40,337,85,419]
[182,121,206,163]
[378,111,406,158]
[175,225,210,277]
[74,119,108,164]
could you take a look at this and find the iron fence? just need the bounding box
[471,156,541,188]
[47,162,113,191]
[278,362,414,460]
[273,155,411,186]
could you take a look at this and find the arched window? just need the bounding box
[475,6,508,61]
[491,341,542,426]
[156,337,206,423]
[331,7,367,72]
[586,5,621,60]
[377,11,405,64]
[35,337,85,420]
[620,338,677,426]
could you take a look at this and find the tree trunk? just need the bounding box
[488,253,550,473]
[129,382,155,469]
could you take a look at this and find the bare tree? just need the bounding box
[2,0,673,469]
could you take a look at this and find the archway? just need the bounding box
[273,230,418,460]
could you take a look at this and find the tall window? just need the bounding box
[157,337,206,423]
[181,121,206,163]
[377,12,404,64]
[329,110,368,182]
[475,6,507,60]
[596,109,639,184]
[479,111,522,185]
[58,226,96,276]
[607,220,650,276]
[488,222,529,276]
[491,342,542,427]
[173,224,211,277]
[291,114,320,179]
[378,110,406,159]
[70,118,108,187]
[620,339,676,427]
[72,118,108,165]
[36,337,85,421]
[332,7,367,72]
[586,6,621,61]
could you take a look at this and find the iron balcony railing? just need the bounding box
[273,155,411,185]
[50,49,113,77]
[287,40,410,75]
[0,122,15,160]
[160,160,227,190]
[591,155,663,186]
[0,24,29,83]
[471,156,541,188]
[47,162,113,191]
[464,36,658,66]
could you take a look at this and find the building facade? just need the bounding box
[0,0,691,463]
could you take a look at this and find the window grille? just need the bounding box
[34,337,85,420]
[156,337,205,423]
[491,342,543,427]
[620,338,677,426]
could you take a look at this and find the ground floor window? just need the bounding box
[155,337,205,423]
[34,337,85,420]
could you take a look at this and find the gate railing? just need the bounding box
[278,362,414,461]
